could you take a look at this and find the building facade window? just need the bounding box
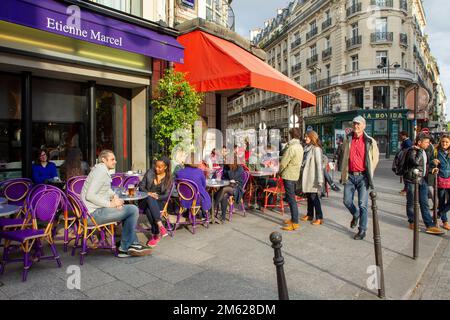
[351,55,359,71]
[348,88,364,110]
[373,86,390,109]
[351,23,359,39]
[398,87,405,108]
[376,51,388,66]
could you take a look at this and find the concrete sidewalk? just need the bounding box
[0,159,448,300]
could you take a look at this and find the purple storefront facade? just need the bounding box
[0,0,184,179]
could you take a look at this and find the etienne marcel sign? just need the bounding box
[0,0,184,63]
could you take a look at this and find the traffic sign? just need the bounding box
[421,128,430,134]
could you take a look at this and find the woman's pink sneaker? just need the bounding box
[160,226,168,238]
[146,235,161,248]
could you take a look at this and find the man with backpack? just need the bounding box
[402,134,445,235]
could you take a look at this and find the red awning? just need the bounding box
[174,30,316,107]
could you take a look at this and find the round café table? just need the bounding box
[0,197,7,205]
[0,204,21,218]
[118,191,148,202]
[248,171,276,210]
[206,179,230,223]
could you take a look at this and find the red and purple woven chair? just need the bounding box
[67,191,116,265]
[169,178,209,235]
[0,188,63,281]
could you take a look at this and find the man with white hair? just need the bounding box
[340,116,379,240]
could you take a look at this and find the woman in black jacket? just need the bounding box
[139,157,173,248]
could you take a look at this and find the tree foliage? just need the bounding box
[152,69,203,157]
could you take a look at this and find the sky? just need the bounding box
[232,0,449,120]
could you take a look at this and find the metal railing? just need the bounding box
[291,38,302,50]
[370,0,393,8]
[346,35,362,49]
[322,47,332,60]
[306,54,318,67]
[346,3,362,17]
[322,18,332,30]
[306,27,318,41]
[371,32,393,43]
[304,77,333,92]
[291,63,301,74]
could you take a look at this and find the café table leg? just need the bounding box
[210,190,216,224]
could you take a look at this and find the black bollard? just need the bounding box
[270,232,289,300]
[433,173,439,226]
[413,170,420,260]
[370,191,385,299]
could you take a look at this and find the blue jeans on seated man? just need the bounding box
[283,179,299,224]
[406,180,435,228]
[90,204,139,251]
[343,174,369,231]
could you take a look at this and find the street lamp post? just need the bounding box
[378,58,401,159]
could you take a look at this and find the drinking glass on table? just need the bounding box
[127,184,136,197]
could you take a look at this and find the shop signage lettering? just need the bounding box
[363,112,403,120]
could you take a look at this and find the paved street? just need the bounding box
[0,159,448,300]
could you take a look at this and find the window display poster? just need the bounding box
[335,129,345,148]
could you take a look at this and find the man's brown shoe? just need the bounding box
[409,223,414,230]
[300,215,313,221]
[425,226,445,235]
[442,222,450,231]
[281,223,299,231]
[312,219,323,225]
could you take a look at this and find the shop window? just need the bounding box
[0,73,22,180]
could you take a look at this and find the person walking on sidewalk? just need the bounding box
[299,130,324,225]
[403,134,445,235]
[280,128,304,231]
[81,150,152,258]
[399,131,413,196]
[430,134,450,231]
[341,116,379,240]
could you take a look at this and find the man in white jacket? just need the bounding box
[81,150,151,258]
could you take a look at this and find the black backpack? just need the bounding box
[392,148,410,176]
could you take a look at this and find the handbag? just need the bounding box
[437,176,450,189]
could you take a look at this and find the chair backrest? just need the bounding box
[30,189,62,228]
[66,176,87,195]
[67,190,90,221]
[24,184,49,215]
[111,173,124,188]
[175,178,200,209]
[2,178,33,206]
[123,176,140,189]
[241,170,250,189]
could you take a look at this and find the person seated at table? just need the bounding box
[81,149,152,258]
[32,149,59,184]
[214,163,244,223]
[139,157,172,248]
[175,163,211,218]
[60,147,90,181]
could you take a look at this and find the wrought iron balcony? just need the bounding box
[346,3,362,17]
[306,54,318,67]
[370,0,393,8]
[346,35,362,49]
[371,32,393,43]
[322,18,332,31]
[306,27,319,41]
[291,38,302,50]
[322,47,332,60]
[400,33,408,47]
[291,63,301,74]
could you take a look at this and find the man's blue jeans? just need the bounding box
[283,179,299,223]
[343,174,369,231]
[406,180,435,228]
[90,204,139,251]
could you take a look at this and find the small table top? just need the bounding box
[249,171,276,177]
[118,191,148,201]
[0,204,21,217]
[0,197,6,205]
[206,179,230,188]
[124,171,144,177]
